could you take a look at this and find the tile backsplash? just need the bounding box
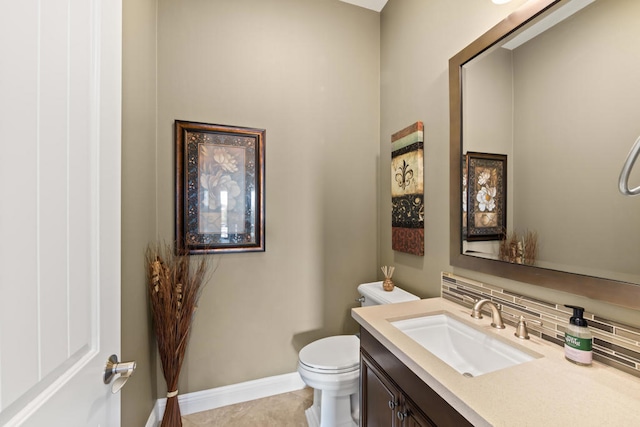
[441,272,640,378]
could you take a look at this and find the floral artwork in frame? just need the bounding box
[175,121,265,254]
[391,121,424,256]
[462,154,468,241]
[466,152,506,241]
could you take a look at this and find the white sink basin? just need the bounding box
[391,313,537,377]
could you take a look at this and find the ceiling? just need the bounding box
[339,0,389,12]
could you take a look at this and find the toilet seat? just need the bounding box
[299,335,359,374]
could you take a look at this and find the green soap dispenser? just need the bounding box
[564,305,593,366]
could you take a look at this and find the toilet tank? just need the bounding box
[357,281,419,307]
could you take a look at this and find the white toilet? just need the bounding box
[297,281,419,427]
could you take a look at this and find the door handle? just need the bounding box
[104,354,136,393]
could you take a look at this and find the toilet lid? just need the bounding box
[299,335,360,372]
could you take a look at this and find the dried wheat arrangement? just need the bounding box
[522,230,538,265]
[499,229,538,265]
[146,243,212,427]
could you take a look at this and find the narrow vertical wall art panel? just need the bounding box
[391,122,424,255]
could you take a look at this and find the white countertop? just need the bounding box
[352,297,640,426]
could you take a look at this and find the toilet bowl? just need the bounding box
[298,335,360,427]
[297,281,419,427]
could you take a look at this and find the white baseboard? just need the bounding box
[145,372,306,427]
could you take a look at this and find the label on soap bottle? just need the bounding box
[565,333,593,365]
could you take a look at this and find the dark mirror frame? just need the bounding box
[449,0,640,309]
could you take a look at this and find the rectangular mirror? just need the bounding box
[449,0,640,309]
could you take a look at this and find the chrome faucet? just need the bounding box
[470,299,505,329]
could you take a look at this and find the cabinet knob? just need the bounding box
[397,410,409,421]
[388,400,398,409]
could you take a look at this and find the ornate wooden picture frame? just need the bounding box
[465,151,506,241]
[175,120,265,254]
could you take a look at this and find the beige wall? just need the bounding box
[122,0,640,423]
[154,0,380,395]
[512,0,640,283]
[463,47,514,256]
[122,1,380,422]
[122,0,158,424]
[379,0,527,299]
[379,0,640,326]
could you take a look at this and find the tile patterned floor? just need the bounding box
[182,387,313,427]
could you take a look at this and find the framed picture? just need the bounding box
[466,152,506,241]
[175,120,265,254]
[462,154,467,241]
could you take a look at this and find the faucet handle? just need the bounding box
[514,315,543,340]
[462,295,477,302]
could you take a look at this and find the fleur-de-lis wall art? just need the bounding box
[395,159,414,191]
[390,122,424,256]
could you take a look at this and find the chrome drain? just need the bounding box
[463,372,474,378]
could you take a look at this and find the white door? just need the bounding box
[0,0,123,426]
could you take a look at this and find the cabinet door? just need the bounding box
[360,328,474,427]
[361,353,399,427]
[401,398,435,427]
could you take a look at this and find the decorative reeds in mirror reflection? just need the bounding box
[499,230,538,266]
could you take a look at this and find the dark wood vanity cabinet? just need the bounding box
[361,351,433,426]
[361,353,399,426]
[359,328,473,427]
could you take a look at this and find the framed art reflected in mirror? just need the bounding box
[465,152,506,241]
